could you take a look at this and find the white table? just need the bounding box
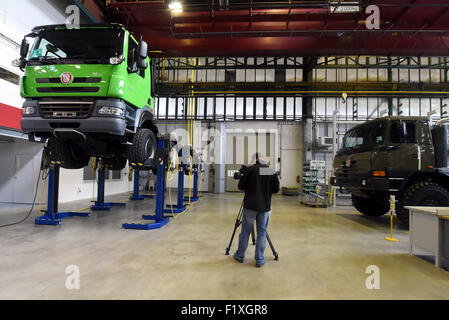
[406,206,449,268]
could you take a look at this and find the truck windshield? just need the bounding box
[339,121,386,154]
[28,28,124,64]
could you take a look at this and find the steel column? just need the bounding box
[91,165,126,211]
[130,169,154,200]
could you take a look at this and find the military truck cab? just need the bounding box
[13,24,158,170]
[331,116,449,226]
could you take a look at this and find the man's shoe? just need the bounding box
[233,253,244,263]
[256,261,265,268]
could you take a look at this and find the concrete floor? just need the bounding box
[1,192,449,300]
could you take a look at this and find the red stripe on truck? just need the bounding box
[0,103,23,131]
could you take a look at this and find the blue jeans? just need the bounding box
[235,208,270,264]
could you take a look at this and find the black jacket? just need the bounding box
[238,164,280,212]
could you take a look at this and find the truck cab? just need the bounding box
[14,24,158,170]
[331,116,449,226]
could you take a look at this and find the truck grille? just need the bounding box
[39,100,94,119]
[36,77,101,84]
[36,87,99,93]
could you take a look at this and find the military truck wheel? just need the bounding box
[127,128,157,166]
[103,156,127,171]
[352,195,390,217]
[48,138,90,169]
[397,182,449,226]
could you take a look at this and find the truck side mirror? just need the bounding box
[136,40,148,70]
[20,38,29,58]
[137,40,148,59]
[137,57,147,69]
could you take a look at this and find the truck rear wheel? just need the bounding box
[127,128,157,166]
[397,181,449,226]
[48,138,90,169]
[352,195,390,217]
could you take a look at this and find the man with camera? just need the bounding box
[233,152,280,267]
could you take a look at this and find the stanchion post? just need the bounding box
[385,195,399,242]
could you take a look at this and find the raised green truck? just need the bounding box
[13,23,158,170]
[331,116,449,226]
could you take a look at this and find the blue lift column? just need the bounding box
[130,169,154,200]
[35,162,90,226]
[122,136,170,230]
[164,163,186,215]
[184,164,199,203]
[91,161,126,211]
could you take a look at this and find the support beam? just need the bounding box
[302,57,318,163]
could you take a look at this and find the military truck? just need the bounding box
[331,116,449,226]
[12,24,158,170]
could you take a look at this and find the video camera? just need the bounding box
[233,165,247,180]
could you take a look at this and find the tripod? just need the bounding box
[225,201,279,260]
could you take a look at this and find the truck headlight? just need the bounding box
[109,57,122,65]
[361,179,367,186]
[23,106,35,115]
[98,106,124,116]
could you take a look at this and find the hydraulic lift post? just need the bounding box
[164,151,187,215]
[35,162,90,225]
[184,164,199,203]
[91,161,126,211]
[130,169,154,200]
[122,135,171,230]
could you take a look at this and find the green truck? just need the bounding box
[13,23,158,170]
[331,116,449,226]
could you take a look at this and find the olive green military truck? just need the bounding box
[331,116,449,226]
[13,24,158,170]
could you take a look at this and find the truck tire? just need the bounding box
[127,128,157,166]
[48,138,90,169]
[103,156,127,171]
[397,182,449,226]
[352,195,390,217]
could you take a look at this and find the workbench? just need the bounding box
[406,206,449,269]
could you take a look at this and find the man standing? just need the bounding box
[233,152,280,267]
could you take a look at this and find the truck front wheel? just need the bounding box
[127,128,157,166]
[397,182,449,226]
[48,138,90,169]
[352,195,390,217]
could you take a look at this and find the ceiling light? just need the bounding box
[169,1,183,13]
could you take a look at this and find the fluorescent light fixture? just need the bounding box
[329,1,360,13]
[168,1,183,13]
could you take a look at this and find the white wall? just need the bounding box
[0,138,46,204]
[0,0,68,109]
[0,0,66,44]
[279,123,302,187]
[58,165,132,203]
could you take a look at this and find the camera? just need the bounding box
[233,165,247,180]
